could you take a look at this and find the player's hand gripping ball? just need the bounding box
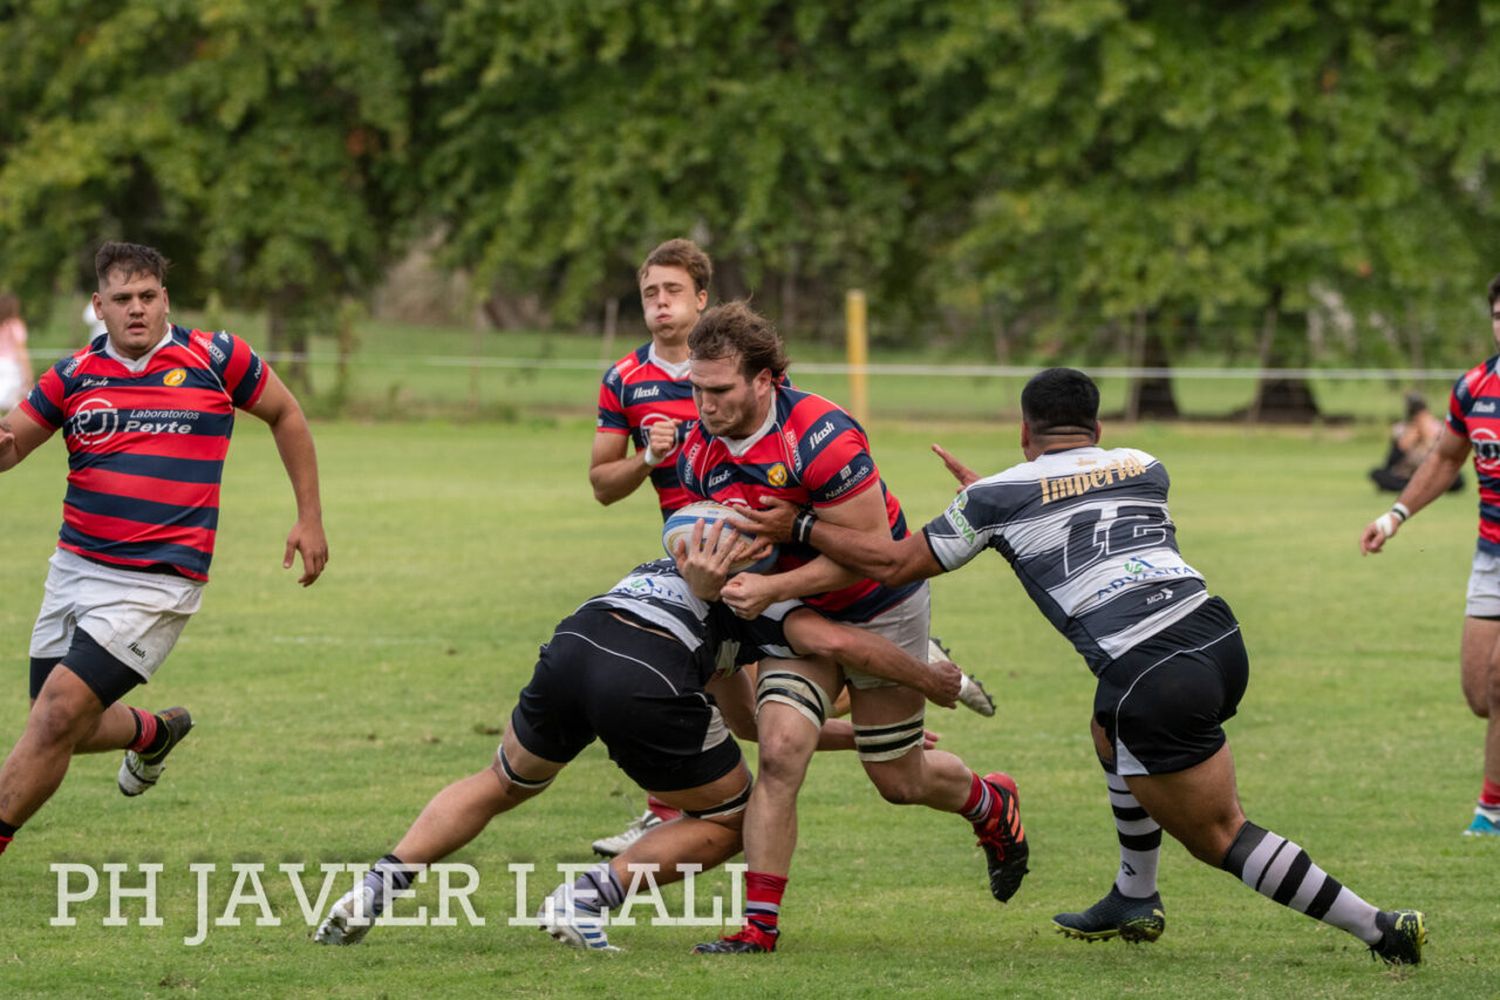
[663,501,779,574]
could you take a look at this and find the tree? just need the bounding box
[0,0,431,390]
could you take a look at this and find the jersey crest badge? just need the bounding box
[768,463,788,487]
[163,368,188,387]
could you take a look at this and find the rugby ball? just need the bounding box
[663,501,779,575]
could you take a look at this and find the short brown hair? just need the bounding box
[0,293,18,323]
[96,241,169,286]
[639,238,712,294]
[688,301,789,382]
[1488,273,1500,309]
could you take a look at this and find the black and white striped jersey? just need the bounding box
[922,446,1208,674]
[578,559,801,677]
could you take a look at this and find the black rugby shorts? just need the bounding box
[510,608,742,791]
[1093,597,1249,776]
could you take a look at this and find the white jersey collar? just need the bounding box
[647,343,691,380]
[720,396,779,458]
[103,326,173,373]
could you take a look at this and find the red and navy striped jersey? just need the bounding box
[20,325,270,580]
[1448,354,1500,554]
[676,384,920,621]
[597,343,699,513]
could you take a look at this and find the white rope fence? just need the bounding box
[259,351,1465,382]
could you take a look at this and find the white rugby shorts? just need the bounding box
[30,548,204,681]
[845,581,932,690]
[1466,549,1500,618]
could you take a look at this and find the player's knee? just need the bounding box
[1485,668,1500,714]
[27,693,93,750]
[1462,680,1490,718]
[756,727,813,786]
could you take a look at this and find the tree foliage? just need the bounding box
[2,1,1499,407]
[0,0,430,386]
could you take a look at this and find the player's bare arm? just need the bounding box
[1361,426,1470,554]
[247,370,328,585]
[733,492,944,589]
[782,609,962,709]
[674,518,769,600]
[720,486,889,617]
[588,423,677,505]
[0,407,53,473]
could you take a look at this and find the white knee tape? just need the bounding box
[756,669,832,729]
[853,710,925,762]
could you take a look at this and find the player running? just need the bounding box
[1359,273,1500,838]
[0,241,327,857]
[735,367,1425,966]
[678,303,1025,956]
[315,523,962,949]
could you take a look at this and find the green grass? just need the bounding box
[0,412,1488,997]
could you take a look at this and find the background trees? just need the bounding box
[2,1,1497,405]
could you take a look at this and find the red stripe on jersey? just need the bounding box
[678,387,910,617]
[1447,355,1500,551]
[70,467,221,510]
[24,325,267,579]
[63,506,216,554]
[597,343,700,512]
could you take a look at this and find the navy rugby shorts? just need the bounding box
[510,608,742,791]
[1093,596,1249,776]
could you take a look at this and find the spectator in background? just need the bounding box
[1370,392,1462,494]
[0,294,33,411]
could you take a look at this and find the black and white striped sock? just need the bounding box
[1107,776,1161,898]
[1220,821,1380,944]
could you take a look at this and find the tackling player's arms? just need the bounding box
[0,406,54,473]
[781,608,961,707]
[719,485,889,617]
[733,496,945,588]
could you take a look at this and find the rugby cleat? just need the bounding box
[1463,807,1500,837]
[314,885,378,946]
[117,706,194,797]
[1369,909,1425,966]
[537,884,619,952]
[974,771,1029,903]
[692,924,777,954]
[1053,886,1165,943]
[928,636,996,717]
[591,809,664,858]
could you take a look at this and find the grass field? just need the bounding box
[0,411,1491,997]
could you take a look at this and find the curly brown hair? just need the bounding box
[688,301,788,382]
